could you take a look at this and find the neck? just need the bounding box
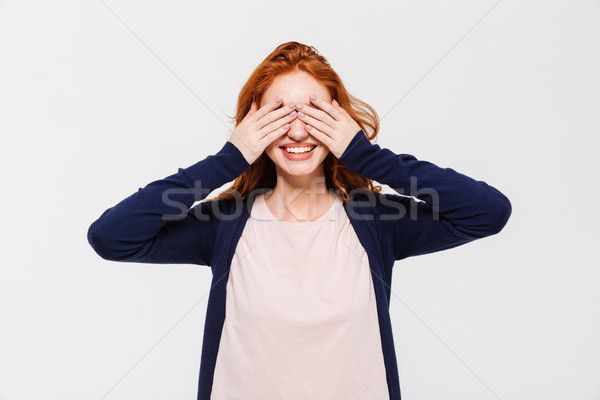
[264,166,336,223]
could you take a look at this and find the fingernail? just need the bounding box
[298,111,305,117]
[306,125,313,130]
[288,102,296,108]
[275,96,282,102]
[310,94,316,100]
[296,104,303,109]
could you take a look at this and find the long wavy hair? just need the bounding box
[205,41,382,203]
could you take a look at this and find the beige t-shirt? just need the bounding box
[210,193,389,400]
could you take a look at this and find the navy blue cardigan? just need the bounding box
[87,129,512,400]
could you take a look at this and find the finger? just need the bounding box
[297,102,336,130]
[256,102,298,130]
[247,101,258,118]
[331,98,347,113]
[249,95,283,122]
[308,94,342,122]
[261,120,293,146]
[258,110,298,139]
[241,102,253,123]
[303,124,335,150]
[297,109,335,136]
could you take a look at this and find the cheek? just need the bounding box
[264,143,280,162]
[318,145,329,158]
[265,142,277,155]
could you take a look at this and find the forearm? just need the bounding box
[87,141,250,260]
[338,130,512,238]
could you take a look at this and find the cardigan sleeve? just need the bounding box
[87,141,251,265]
[338,129,512,260]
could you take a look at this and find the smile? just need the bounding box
[279,145,318,161]
[280,145,317,154]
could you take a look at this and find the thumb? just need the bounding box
[245,101,256,119]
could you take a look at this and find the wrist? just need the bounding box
[338,129,371,167]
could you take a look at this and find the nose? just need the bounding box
[286,116,310,142]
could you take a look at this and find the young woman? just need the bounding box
[87,41,512,400]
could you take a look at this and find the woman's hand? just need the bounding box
[228,96,299,165]
[296,94,362,159]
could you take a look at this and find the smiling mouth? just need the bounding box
[279,145,317,154]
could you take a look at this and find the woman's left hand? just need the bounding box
[296,94,363,159]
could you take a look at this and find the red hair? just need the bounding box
[205,41,382,203]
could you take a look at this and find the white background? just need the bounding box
[1,0,599,399]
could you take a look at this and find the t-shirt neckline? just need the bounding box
[253,192,342,229]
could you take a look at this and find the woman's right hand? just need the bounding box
[228,96,298,165]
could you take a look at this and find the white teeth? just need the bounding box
[284,146,315,154]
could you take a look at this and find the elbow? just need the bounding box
[87,221,130,261]
[487,193,512,235]
[87,221,148,262]
[87,208,122,261]
[87,222,117,261]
